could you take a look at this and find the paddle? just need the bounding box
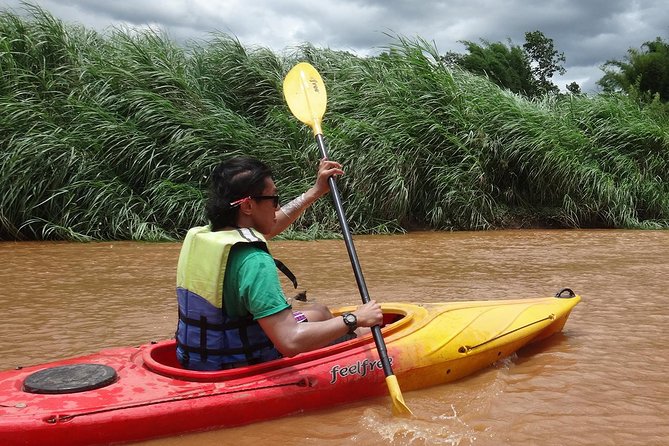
[283,62,413,416]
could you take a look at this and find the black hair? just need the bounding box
[205,156,273,231]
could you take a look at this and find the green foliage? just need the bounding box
[444,39,533,96]
[566,82,582,95]
[1,8,669,241]
[523,30,566,96]
[598,37,669,104]
[445,31,568,98]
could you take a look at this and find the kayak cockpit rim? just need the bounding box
[142,304,415,382]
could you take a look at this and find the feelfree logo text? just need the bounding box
[329,357,393,384]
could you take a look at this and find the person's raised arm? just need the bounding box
[265,159,343,239]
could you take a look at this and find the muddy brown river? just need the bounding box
[1,229,667,445]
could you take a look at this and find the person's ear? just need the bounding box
[238,198,253,216]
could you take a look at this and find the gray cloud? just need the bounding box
[2,0,668,93]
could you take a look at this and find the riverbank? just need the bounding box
[2,8,668,242]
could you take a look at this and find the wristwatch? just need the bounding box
[341,312,357,334]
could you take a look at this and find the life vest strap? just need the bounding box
[175,338,274,357]
[178,311,255,330]
[274,258,298,289]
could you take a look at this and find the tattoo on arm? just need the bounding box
[280,193,308,218]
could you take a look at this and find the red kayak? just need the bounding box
[0,293,580,445]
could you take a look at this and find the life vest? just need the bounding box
[175,226,286,370]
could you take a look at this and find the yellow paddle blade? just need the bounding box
[386,375,413,416]
[283,62,327,136]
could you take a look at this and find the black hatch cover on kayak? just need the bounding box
[22,364,117,394]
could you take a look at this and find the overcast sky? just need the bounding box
[2,0,668,93]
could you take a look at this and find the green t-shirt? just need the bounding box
[223,243,291,319]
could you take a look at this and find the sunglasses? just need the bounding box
[252,195,280,208]
[230,195,280,208]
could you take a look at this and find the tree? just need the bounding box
[445,31,567,98]
[597,37,669,103]
[523,30,566,96]
[444,39,534,96]
[566,82,582,95]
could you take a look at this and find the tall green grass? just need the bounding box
[1,7,668,241]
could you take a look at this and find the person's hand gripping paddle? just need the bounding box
[283,62,412,416]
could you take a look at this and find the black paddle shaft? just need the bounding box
[315,134,394,378]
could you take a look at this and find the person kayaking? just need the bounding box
[175,156,383,370]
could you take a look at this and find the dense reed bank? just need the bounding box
[1,8,668,241]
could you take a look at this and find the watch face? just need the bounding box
[343,313,356,326]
